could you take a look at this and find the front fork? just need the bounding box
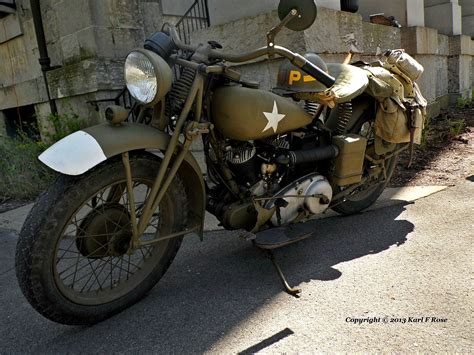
[121,73,209,251]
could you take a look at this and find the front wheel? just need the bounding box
[15,153,188,325]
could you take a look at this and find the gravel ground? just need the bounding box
[391,104,474,187]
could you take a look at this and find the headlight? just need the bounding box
[124,49,172,106]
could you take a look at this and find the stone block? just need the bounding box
[59,33,80,64]
[362,22,401,55]
[462,15,474,37]
[55,0,93,37]
[51,24,97,66]
[425,0,459,6]
[435,56,449,97]
[208,0,277,26]
[47,60,99,99]
[161,0,194,16]
[426,101,441,119]
[191,10,306,59]
[424,2,462,36]
[0,78,46,110]
[54,93,103,126]
[401,27,439,55]
[21,19,44,66]
[437,34,450,55]
[90,0,143,29]
[316,0,341,11]
[235,59,283,91]
[34,102,56,143]
[448,55,473,94]
[459,0,474,15]
[449,35,472,55]
[412,55,438,102]
[94,27,145,58]
[95,59,126,90]
[0,13,22,44]
[42,8,60,44]
[304,7,363,54]
[140,2,164,37]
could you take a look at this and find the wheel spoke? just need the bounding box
[53,177,167,304]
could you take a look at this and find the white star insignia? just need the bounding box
[262,101,286,133]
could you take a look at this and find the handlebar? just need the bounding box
[163,24,336,88]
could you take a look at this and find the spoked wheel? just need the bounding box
[16,153,187,325]
[332,117,398,215]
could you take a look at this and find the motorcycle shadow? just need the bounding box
[35,202,414,352]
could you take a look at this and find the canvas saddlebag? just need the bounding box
[363,60,427,146]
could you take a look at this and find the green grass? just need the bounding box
[0,112,88,201]
[0,135,57,201]
[456,96,471,108]
[448,118,466,138]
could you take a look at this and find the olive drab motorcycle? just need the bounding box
[15,0,427,325]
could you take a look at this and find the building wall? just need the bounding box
[191,6,473,116]
[0,0,166,139]
[0,0,473,139]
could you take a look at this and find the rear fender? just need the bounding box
[39,123,206,236]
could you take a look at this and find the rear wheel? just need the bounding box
[15,153,187,325]
[332,118,398,215]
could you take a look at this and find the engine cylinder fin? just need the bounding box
[304,101,319,116]
[225,145,256,165]
[334,102,353,135]
[262,137,290,150]
[166,67,196,119]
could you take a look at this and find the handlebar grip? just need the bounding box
[301,61,336,88]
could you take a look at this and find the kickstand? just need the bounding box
[265,250,301,298]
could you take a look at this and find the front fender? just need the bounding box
[39,123,206,236]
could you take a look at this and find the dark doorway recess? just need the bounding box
[3,105,40,140]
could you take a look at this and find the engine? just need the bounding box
[220,130,334,228]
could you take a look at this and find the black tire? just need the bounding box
[15,153,187,325]
[332,118,398,215]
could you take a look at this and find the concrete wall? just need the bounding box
[0,0,47,110]
[0,0,166,139]
[460,0,474,37]
[1,0,473,140]
[192,6,473,117]
[163,0,341,26]
[425,0,462,36]
[358,0,425,27]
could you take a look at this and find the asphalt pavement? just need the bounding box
[0,180,472,353]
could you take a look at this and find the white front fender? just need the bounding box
[39,131,107,176]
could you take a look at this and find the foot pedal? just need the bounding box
[238,230,257,242]
[255,223,313,249]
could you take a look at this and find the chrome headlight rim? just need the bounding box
[124,48,172,108]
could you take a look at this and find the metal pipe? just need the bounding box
[30,0,57,114]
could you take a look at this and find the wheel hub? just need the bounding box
[76,204,132,258]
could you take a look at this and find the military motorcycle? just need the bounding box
[15,0,427,325]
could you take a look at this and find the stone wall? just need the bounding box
[191,7,473,117]
[0,0,166,139]
[1,0,473,139]
[0,0,47,110]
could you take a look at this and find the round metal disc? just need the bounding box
[278,0,317,31]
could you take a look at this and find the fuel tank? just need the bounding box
[211,86,313,141]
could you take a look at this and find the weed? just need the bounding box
[456,96,471,108]
[0,134,57,200]
[43,111,88,142]
[0,112,88,201]
[448,118,466,137]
